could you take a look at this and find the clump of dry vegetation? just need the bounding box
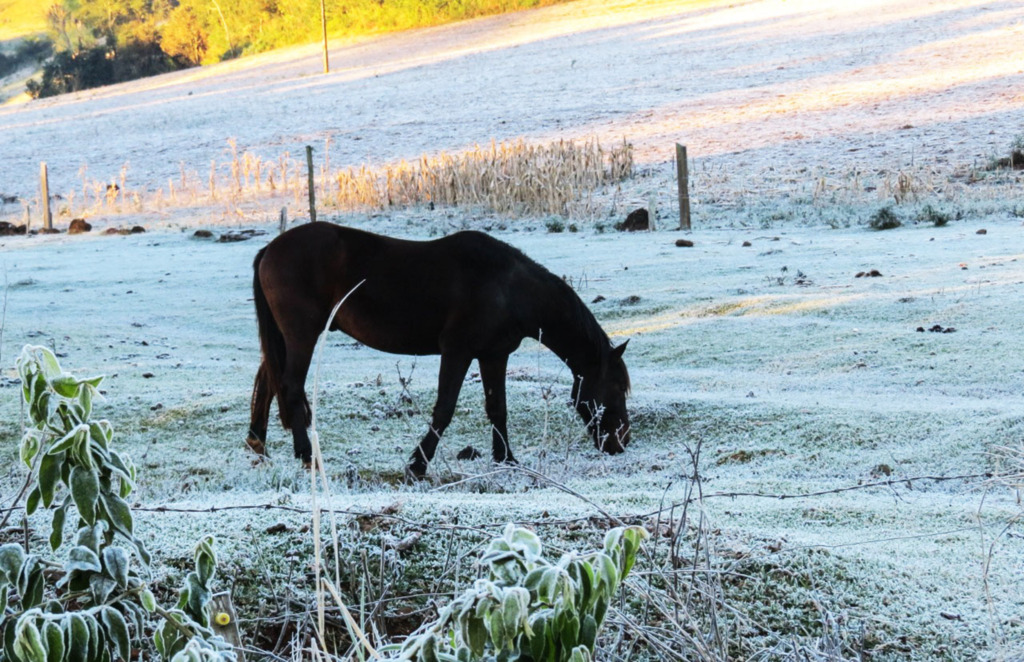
[331,138,633,217]
[5,137,633,228]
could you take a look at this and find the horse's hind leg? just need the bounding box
[408,352,472,478]
[247,360,273,457]
[479,355,515,466]
[278,337,316,465]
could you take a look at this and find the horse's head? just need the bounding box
[573,340,631,454]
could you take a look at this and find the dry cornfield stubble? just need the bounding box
[4,137,634,228]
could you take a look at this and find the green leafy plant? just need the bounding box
[1,345,231,662]
[389,523,647,662]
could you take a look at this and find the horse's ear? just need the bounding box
[611,339,629,359]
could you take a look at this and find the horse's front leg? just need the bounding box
[407,352,472,478]
[479,354,515,466]
[246,360,273,457]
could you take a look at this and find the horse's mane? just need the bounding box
[514,246,615,360]
[552,274,613,352]
[453,231,623,378]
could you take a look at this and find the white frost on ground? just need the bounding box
[0,0,1021,209]
[2,221,1024,654]
[1,0,1024,656]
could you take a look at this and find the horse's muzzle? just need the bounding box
[597,425,630,455]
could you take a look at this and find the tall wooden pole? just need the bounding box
[306,145,317,222]
[40,162,52,230]
[675,144,691,231]
[320,0,329,74]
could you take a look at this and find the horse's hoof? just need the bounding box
[246,436,267,457]
[492,456,518,468]
[404,462,428,480]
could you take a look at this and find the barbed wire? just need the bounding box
[3,468,998,532]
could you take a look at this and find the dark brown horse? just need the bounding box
[247,223,630,477]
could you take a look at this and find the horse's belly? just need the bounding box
[333,315,442,356]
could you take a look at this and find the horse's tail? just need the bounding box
[253,247,289,426]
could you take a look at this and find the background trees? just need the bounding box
[20,0,563,97]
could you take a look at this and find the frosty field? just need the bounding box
[2,0,1024,658]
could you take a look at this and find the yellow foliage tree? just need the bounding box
[160,4,208,66]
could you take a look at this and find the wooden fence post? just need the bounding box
[40,162,52,230]
[210,592,244,661]
[675,144,691,231]
[279,206,287,234]
[305,145,316,222]
[320,0,329,74]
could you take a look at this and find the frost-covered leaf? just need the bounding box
[42,621,63,662]
[140,588,157,613]
[26,485,41,517]
[487,607,505,651]
[20,430,41,467]
[99,493,133,540]
[89,575,118,605]
[194,536,216,586]
[528,613,548,662]
[467,616,488,658]
[598,554,618,594]
[49,425,88,456]
[70,466,99,526]
[78,384,93,420]
[153,624,167,658]
[573,560,595,611]
[593,596,608,629]
[0,544,26,585]
[184,572,210,626]
[30,392,52,428]
[559,612,580,653]
[50,505,68,552]
[20,560,45,609]
[132,537,151,567]
[523,567,545,594]
[85,612,100,662]
[66,546,102,574]
[568,645,592,662]
[51,375,81,398]
[101,548,130,589]
[418,633,437,662]
[509,527,542,560]
[100,607,129,662]
[105,449,133,485]
[580,614,597,651]
[76,522,106,556]
[4,619,18,662]
[38,451,63,509]
[14,617,46,662]
[619,526,648,580]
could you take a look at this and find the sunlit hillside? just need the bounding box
[0,0,47,41]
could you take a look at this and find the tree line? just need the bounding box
[22,0,563,98]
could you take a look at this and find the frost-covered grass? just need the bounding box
[2,0,1023,657]
[1,214,1023,658]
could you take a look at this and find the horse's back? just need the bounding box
[259,224,542,355]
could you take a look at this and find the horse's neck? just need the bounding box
[532,295,603,378]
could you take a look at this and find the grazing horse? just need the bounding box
[247,223,631,477]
